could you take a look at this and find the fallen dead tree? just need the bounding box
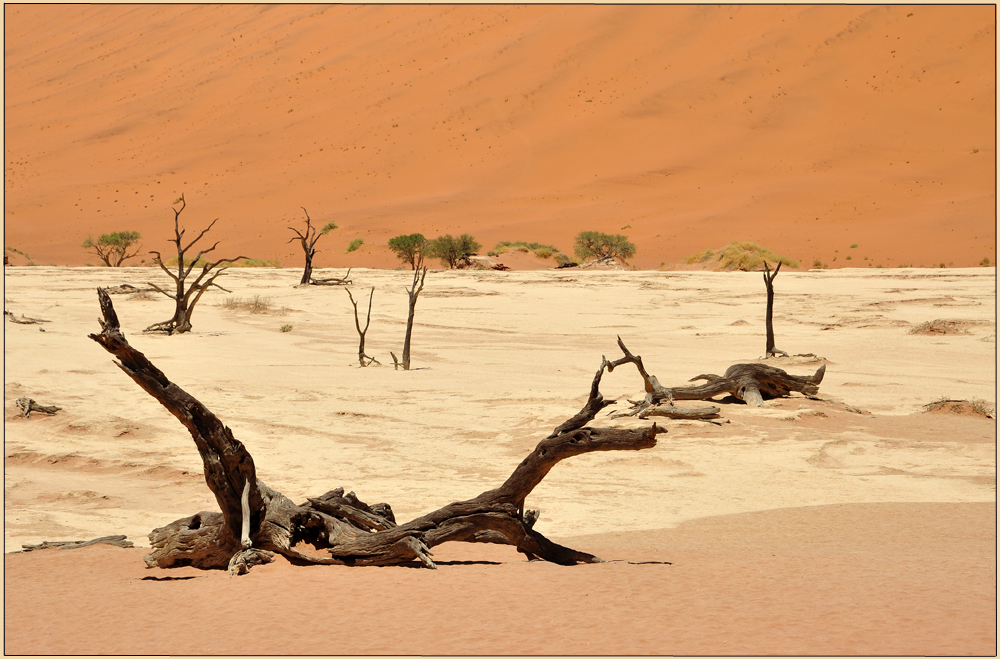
[605,337,825,414]
[307,268,352,286]
[89,288,662,574]
[19,535,134,552]
[4,310,51,325]
[15,396,61,418]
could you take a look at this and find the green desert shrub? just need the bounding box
[387,233,428,269]
[573,231,636,263]
[427,233,482,268]
[490,241,566,262]
[346,238,364,253]
[82,230,142,267]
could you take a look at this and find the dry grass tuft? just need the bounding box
[221,295,286,315]
[685,241,797,271]
[923,397,996,418]
[908,319,971,335]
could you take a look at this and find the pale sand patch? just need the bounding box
[4,267,994,552]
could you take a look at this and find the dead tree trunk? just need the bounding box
[289,207,345,286]
[392,261,427,370]
[89,288,662,574]
[606,337,825,412]
[762,260,788,358]
[346,287,379,366]
[146,195,248,335]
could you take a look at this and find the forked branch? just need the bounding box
[89,290,662,574]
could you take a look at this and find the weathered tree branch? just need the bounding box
[609,337,825,411]
[89,290,662,574]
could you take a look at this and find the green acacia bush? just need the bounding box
[427,233,481,268]
[573,231,636,263]
[388,233,427,269]
[82,231,142,267]
[346,238,364,253]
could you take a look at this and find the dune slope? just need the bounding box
[4,5,995,269]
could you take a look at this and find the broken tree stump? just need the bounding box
[15,396,61,418]
[606,336,825,412]
[89,288,663,574]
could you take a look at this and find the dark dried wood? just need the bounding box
[346,287,380,366]
[609,337,825,411]
[146,195,247,334]
[90,289,662,574]
[308,268,353,286]
[399,263,427,370]
[762,261,789,358]
[15,396,61,418]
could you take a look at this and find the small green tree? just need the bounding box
[387,233,427,270]
[427,233,481,269]
[82,231,142,267]
[573,231,636,263]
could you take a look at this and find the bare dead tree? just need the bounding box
[288,207,338,286]
[346,287,380,366]
[606,336,824,412]
[89,288,663,574]
[762,260,788,358]
[145,195,248,334]
[391,254,427,371]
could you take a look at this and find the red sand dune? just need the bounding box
[4,5,995,270]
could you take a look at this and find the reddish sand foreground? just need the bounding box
[4,502,995,656]
[3,5,996,270]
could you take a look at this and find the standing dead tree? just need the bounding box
[288,207,350,286]
[606,336,825,413]
[346,287,380,366]
[145,195,248,334]
[391,257,427,371]
[89,288,662,574]
[762,260,788,358]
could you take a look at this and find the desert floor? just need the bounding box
[3,265,996,655]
